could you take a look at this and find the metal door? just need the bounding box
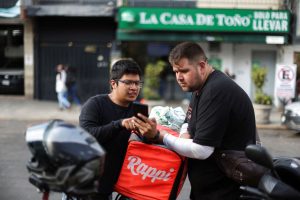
[34,17,115,102]
[251,51,276,98]
[37,42,110,102]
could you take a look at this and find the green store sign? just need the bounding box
[118,7,290,33]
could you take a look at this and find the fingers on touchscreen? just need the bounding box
[133,102,149,120]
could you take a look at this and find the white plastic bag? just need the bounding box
[149,106,186,132]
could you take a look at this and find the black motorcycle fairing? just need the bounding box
[273,157,300,191]
[259,174,300,200]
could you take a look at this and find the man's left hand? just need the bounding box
[132,114,157,139]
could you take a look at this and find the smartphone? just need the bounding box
[132,102,149,120]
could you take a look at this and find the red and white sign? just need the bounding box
[274,64,297,99]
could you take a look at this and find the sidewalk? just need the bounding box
[257,108,287,130]
[0,95,286,130]
[0,95,80,123]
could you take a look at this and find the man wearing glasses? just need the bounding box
[78,59,143,200]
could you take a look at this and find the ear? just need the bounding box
[110,80,117,89]
[199,60,207,69]
[197,60,206,74]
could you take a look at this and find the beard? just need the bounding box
[178,81,202,92]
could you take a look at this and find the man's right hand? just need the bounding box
[121,117,136,131]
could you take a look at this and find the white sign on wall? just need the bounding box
[274,64,297,101]
[24,54,33,66]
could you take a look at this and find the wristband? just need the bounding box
[152,130,160,141]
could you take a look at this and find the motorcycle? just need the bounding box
[25,120,106,200]
[240,144,300,200]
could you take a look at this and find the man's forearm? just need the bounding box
[159,131,214,159]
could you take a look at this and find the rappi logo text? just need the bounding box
[127,156,175,183]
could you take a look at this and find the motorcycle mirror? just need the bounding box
[245,144,274,169]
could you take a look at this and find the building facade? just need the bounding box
[22,0,116,101]
[0,0,24,95]
[8,0,298,105]
[116,1,292,102]
[281,0,300,106]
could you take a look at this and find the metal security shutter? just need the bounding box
[35,17,116,102]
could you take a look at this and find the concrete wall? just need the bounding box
[197,0,283,9]
[234,43,279,96]
[23,18,34,98]
[282,45,300,64]
[196,42,284,106]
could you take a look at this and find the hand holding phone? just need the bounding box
[132,102,149,120]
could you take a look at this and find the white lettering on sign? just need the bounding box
[196,14,214,26]
[127,156,175,183]
[216,14,250,27]
[137,11,288,32]
[140,12,158,24]
[160,13,195,25]
[253,20,287,31]
[271,12,288,20]
[253,11,288,31]
[141,12,196,25]
[254,11,270,19]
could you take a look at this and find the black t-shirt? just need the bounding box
[186,70,256,200]
[79,94,134,195]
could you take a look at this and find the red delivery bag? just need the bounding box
[114,125,187,200]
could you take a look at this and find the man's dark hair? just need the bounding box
[110,59,142,80]
[168,42,207,66]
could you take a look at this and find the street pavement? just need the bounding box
[0,95,287,130]
[0,95,295,200]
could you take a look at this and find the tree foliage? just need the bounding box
[142,60,166,100]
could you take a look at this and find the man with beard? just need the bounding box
[133,42,256,200]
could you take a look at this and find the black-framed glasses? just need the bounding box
[116,79,143,88]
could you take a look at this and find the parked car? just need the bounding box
[0,58,24,95]
[281,101,300,131]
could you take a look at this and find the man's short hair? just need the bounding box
[110,59,142,80]
[169,42,207,66]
